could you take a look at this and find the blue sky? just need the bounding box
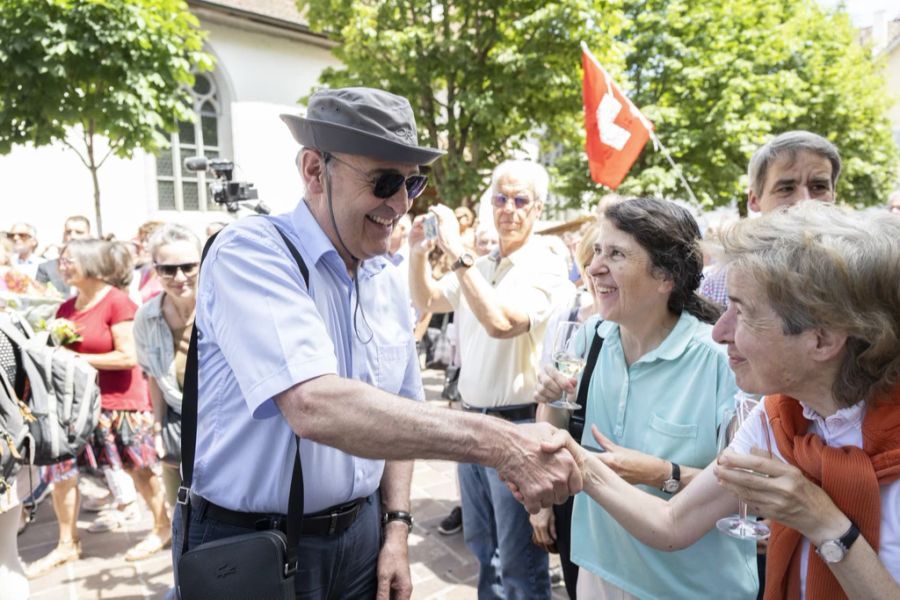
[819,0,900,27]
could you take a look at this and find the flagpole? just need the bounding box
[651,131,699,206]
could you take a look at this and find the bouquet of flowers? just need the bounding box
[37,318,83,346]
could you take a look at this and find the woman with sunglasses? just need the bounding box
[133,224,201,518]
[26,239,170,577]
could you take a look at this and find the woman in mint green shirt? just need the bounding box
[535,197,757,599]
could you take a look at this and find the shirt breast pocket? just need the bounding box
[644,413,700,464]
[375,343,409,394]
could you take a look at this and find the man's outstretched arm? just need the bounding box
[274,374,582,513]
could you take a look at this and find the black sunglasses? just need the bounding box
[326,153,428,199]
[155,262,200,278]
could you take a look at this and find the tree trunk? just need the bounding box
[90,164,102,237]
[85,123,103,236]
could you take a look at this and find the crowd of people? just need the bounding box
[0,85,898,600]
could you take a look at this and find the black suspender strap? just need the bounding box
[567,322,604,441]
[179,220,310,560]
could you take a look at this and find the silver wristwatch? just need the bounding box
[816,521,860,563]
[661,462,681,494]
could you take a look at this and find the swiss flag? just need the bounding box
[582,43,653,188]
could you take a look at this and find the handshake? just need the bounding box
[494,422,584,514]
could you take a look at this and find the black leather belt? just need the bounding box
[190,492,366,536]
[463,402,535,422]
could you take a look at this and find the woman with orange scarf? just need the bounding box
[533,201,900,599]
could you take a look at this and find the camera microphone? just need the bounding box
[184,156,209,172]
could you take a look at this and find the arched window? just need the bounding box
[155,72,223,211]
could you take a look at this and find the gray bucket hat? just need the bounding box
[281,87,444,166]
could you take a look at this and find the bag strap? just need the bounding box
[180,219,309,562]
[570,323,604,432]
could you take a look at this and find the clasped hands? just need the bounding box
[497,422,584,514]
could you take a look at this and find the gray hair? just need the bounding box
[63,239,133,289]
[10,223,37,237]
[148,223,202,261]
[747,131,841,198]
[491,160,550,204]
[719,201,900,407]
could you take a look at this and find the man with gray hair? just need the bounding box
[6,223,40,280]
[408,160,573,599]
[701,130,840,306]
[174,88,581,598]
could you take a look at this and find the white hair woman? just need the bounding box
[133,224,202,513]
[536,201,900,599]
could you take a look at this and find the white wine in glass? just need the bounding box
[549,321,584,410]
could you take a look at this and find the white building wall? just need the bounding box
[0,11,339,246]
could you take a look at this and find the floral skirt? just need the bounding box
[45,410,158,484]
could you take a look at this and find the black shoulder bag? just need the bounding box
[177,224,309,600]
[567,323,604,443]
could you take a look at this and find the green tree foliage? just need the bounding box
[557,0,898,212]
[298,0,624,207]
[0,0,213,234]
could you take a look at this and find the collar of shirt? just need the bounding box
[141,292,166,323]
[495,236,547,266]
[597,311,698,366]
[799,399,866,441]
[387,244,408,267]
[289,200,389,282]
[14,255,37,266]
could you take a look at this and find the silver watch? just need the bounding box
[661,462,681,494]
[816,522,860,563]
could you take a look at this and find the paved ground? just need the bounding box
[17,369,566,599]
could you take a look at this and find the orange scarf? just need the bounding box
[764,386,900,600]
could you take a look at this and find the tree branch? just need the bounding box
[59,138,91,170]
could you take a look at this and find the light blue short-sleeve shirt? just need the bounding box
[571,312,758,598]
[192,201,423,514]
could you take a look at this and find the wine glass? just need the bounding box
[716,392,771,540]
[548,321,585,410]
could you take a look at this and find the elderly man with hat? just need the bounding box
[172,87,582,598]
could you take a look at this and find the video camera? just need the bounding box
[183,156,269,214]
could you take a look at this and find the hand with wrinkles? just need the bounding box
[534,363,578,405]
[714,449,849,544]
[496,422,583,514]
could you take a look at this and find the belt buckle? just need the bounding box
[284,557,298,577]
[328,510,339,535]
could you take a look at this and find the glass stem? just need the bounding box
[739,500,749,521]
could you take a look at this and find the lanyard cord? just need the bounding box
[323,154,373,345]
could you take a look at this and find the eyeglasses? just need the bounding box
[6,232,32,240]
[492,193,533,209]
[325,153,428,200]
[155,262,200,279]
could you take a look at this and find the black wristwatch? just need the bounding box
[451,252,475,271]
[382,510,414,533]
[661,462,681,494]
[816,521,860,563]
